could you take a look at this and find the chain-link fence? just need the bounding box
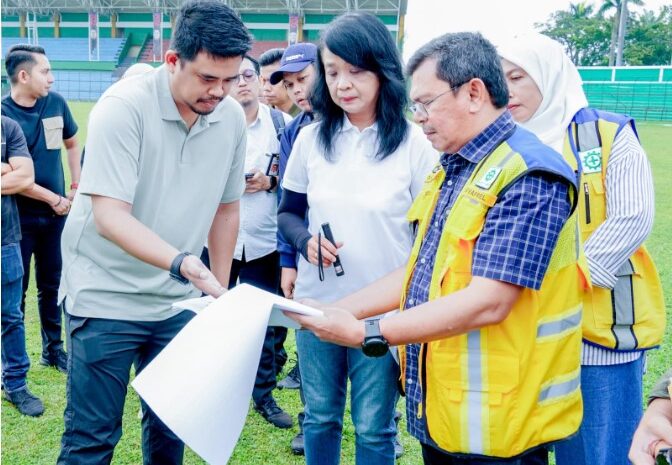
[2,65,672,121]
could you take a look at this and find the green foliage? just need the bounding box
[624,6,672,65]
[537,3,671,66]
[536,8,611,65]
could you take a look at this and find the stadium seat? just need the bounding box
[1,37,126,62]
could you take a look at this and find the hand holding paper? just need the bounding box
[284,305,365,348]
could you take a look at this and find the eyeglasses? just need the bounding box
[237,69,258,83]
[409,81,466,117]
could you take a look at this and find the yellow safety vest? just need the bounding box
[564,109,665,350]
[399,128,585,458]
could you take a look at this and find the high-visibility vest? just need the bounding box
[563,108,665,351]
[399,126,586,458]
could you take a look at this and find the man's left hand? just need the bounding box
[180,254,227,298]
[285,307,365,348]
[244,168,270,193]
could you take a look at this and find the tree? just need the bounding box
[623,6,672,65]
[536,3,670,66]
[569,1,595,19]
[599,0,643,66]
[536,7,611,65]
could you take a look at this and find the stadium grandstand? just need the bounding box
[1,0,408,100]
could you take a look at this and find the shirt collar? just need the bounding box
[440,111,516,167]
[341,114,378,134]
[248,103,267,129]
[156,66,183,122]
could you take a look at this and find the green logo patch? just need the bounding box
[475,167,502,190]
[580,148,602,174]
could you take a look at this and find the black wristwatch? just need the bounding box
[266,175,278,193]
[361,319,389,357]
[169,252,192,285]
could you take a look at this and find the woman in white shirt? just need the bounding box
[278,12,437,465]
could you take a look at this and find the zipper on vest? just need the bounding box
[418,343,428,420]
[583,182,591,224]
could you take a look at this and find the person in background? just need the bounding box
[260,47,300,116]
[278,13,437,464]
[499,33,666,465]
[56,2,251,462]
[270,41,319,455]
[229,53,294,429]
[2,44,81,374]
[1,115,42,417]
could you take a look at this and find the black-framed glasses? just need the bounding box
[237,69,258,83]
[409,81,466,117]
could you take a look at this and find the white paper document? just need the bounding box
[131,284,322,465]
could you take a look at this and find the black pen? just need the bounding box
[321,223,344,277]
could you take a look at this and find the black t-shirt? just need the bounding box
[1,91,77,216]
[1,116,32,245]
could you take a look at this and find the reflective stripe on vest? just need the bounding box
[538,370,581,403]
[466,331,484,454]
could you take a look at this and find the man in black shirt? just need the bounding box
[1,115,44,416]
[2,44,81,373]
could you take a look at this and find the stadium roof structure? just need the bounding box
[2,0,407,15]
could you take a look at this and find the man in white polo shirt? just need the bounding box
[56,2,251,464]
[228,54,293,429]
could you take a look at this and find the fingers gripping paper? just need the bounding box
[131,284,321,465]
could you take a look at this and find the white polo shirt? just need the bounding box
[234,104,292,261]
[282,117,439,303]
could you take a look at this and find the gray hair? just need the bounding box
[406,32,509,108]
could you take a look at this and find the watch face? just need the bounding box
[363,339,388,357]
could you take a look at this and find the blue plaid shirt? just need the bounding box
[403,111,571,444]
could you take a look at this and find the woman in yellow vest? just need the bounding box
[499,32,665,465]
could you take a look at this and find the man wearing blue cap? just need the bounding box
[271,42,318,455]
[270,42,317,305]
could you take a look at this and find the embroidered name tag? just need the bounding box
[463,186,497,207]
[580,148,602,174]
[475,166,502,190]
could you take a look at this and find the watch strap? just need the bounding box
[169,252,192,285]
[365,319,382,339]
[362,319,389,357]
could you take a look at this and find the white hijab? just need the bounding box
[497,33,588,152]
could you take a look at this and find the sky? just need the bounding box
[402,0,671,61]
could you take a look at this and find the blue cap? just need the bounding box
[269,43,317,85]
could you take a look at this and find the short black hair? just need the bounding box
[311,12,409,161]
[406,32,509,109]
[259,48,285,67]
[171,0,251,62]
[243,54,260,74]
[5,44,46,84]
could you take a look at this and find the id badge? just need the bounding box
[266,153,280,177]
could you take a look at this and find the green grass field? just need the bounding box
[2,101,670,464]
